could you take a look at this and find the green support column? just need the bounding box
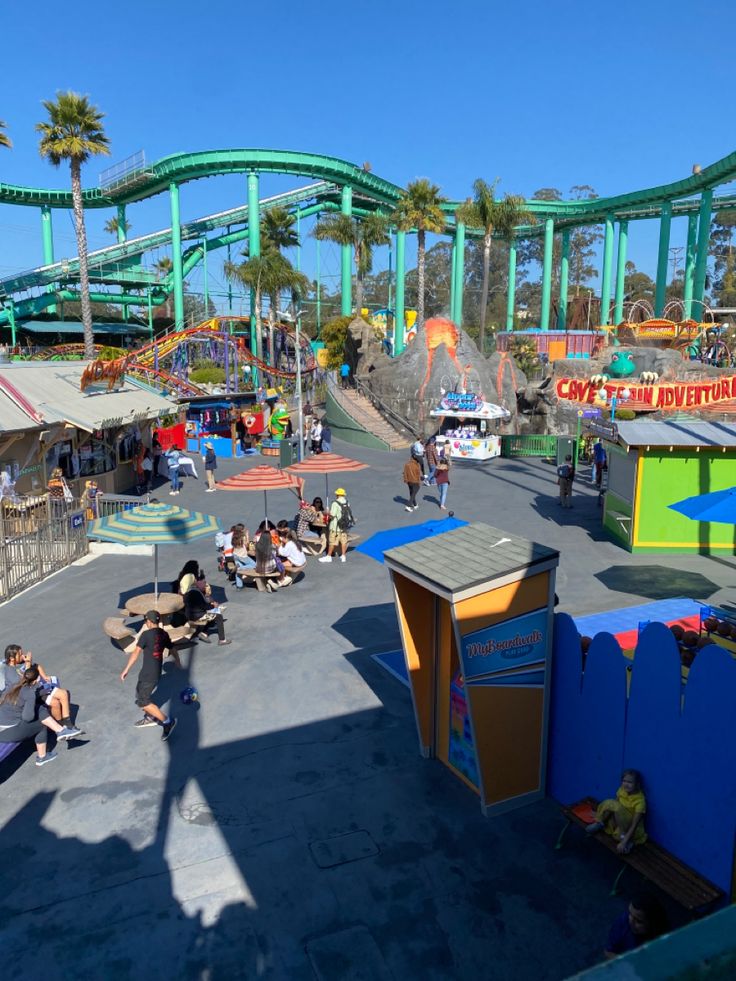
[613,220,629,325]
[600,215,615,326]
[226,233,233,314]
[540,218,554,330]
[387,237,393,316]
[450,239,457,322]
[453,222,466,326]
[394,230,406,355]
[202,238,209,314]
[169,183,185,330]
[683,213,698,319]
[41,205,55,314]
[506,240,517,331]
[316,237,321,337]
[557,230,570,329]
[247,173,261,357]
[654,203,672,317]
[692,190,713,319]
[340,185,352,316]
[117,205,128,322]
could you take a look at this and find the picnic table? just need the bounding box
[124,593,184,617]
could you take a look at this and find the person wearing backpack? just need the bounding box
[557,454,575,508]
[318,487,355,564]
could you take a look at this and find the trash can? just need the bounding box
[279,437,298,468]
[556,436,575,467]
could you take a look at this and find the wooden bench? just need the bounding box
[298,535,326,556]
[234,568,281,593]
[557,797,723,912]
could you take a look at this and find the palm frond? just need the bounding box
[37,91,110,166]
[0,120,11,149]
[392,178,447,234]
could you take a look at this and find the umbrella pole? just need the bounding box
[264,489,268,523]
[154,544,159,601]
[325,473,329,505]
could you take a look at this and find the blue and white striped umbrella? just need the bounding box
[87,501,222,598]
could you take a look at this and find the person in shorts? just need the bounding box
[120,611,177,739]
[318,488,352,564]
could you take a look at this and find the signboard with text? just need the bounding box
[459,608,548,682]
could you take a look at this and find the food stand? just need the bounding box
[430,392,509,461]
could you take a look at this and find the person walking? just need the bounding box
[424,437,439,485]
[166,446,182,496]
[203,441,217,492]
[592,438,607,488]
[436,451,451,509]
[310,418,323,455]
[141,449,153,495]
[403,453,422,512]
[340,362,351,389]
[411,437,426,477]
[120,610,178,739]
[557,454,575,508]
[321,423,332,454]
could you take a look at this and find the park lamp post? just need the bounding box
[598,385,631,422]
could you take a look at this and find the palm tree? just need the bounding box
[392,179,446,330]
[0,120,11,149]
[37,92,110,358]
[457,179,534,351]
[104,215,131,238]
[154,256,173,319]
[261,206,298,252]
[313,212,390,316]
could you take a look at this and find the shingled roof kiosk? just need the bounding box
[383,522,559,815]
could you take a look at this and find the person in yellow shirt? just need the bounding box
[586,769,647,855]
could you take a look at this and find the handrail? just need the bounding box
[346,375,421,439]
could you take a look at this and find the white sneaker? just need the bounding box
[318,555,332,563]
[405,506,413,512]
[339,555,346,563]
[205,488,216,493]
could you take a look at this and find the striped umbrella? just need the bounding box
[216,464,302,520]
[286,453,368,503]
[87,501,222,599]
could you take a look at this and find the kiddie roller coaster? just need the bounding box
[27,316,317,398]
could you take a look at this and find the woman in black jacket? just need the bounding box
[0,667,80,766]
[183,589,231,646]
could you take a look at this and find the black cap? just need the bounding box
[145,610,161,624]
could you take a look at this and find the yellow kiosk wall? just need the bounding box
[394,573,435,755]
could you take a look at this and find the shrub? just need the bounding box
[189,364,226,384]
[321,316,352,370]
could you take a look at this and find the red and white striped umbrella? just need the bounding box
[216,465,302,520]
[287,453,368,502]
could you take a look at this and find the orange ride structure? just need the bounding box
[30,317,317,398]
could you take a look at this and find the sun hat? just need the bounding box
[335,487,346,497]
[204,441,214,449]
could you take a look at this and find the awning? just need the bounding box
[18,320,150,336]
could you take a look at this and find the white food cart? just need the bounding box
[430,393,510,462]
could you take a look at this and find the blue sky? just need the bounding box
[1,0,735,307]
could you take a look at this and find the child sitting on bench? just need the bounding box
[586,768,647,855]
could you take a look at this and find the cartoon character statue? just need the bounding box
[268,401,291,440]
[591,351,659,387]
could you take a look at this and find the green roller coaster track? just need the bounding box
[2,146,736,346]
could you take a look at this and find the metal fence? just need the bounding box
[501,435,559,458]
[0,495,89,603]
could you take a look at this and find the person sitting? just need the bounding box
[0,667,81,766]
[174,559,209,596]
[254,519,279,547]
[586,768,647,854]
[277,528,307,578]
[183,588,231,646]
[232,528,256,588]
[3,644,77,729]
[254,530,290,591]
[604,893,668,959]
[296,499,322,543]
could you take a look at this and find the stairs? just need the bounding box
[329,385,413,451]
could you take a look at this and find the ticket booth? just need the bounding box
[384,522,559,815]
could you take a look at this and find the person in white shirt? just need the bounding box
[277,528,307,574]
[310,420,323,455]
[411,438,426,477]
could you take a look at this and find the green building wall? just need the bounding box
[634,449,736,553]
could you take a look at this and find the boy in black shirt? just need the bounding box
[120,611,177,740]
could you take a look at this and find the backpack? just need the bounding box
[337,501,356,531]
[557,463,572,480]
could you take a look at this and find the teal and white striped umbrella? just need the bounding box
[87,501,222,598]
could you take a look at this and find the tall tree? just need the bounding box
[0,120,11,149]
[37,92,110,358]
[392,179,446,330]
[104,215,131,238]
[567,186,603,295]
[457,179,533,350]
[313,211,390,314]
[153,256,173,319]
[261,206,298,252]
[710,210,736,308]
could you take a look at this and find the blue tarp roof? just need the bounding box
[356,516,468,564]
